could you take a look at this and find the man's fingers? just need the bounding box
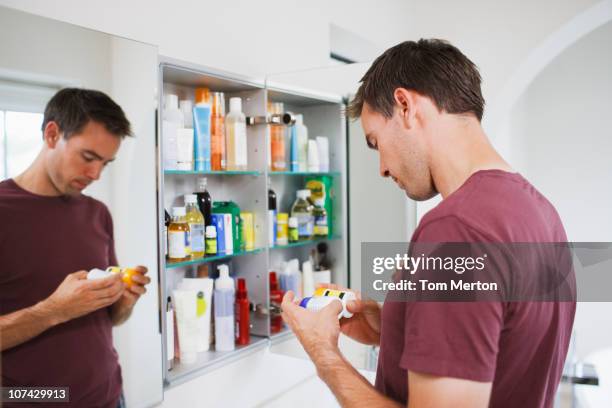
[130,273,150,285]
[345,299,362,314]
[83,273,122,290]
[71,270,89,280]
[321,298,343,319]
[133,265,148,275]
[129,284,146,296]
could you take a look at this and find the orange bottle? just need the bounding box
[270,102,286,171]
[211,92,226,171]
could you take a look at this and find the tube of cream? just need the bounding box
[193,105,212,171]
[179,278,213,352]
[172,289,199,365]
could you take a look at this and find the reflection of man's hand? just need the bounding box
[116,265,151,309]
[281,290,343,362]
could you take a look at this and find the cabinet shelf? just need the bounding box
[269,171,340,177]
[164,170,261,176]
[165,336,269,387]
[165,248,264,269]
[270,235,341,250]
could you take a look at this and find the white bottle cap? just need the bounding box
[297,189,310,200]
[184,194,197,204]
[165,94,179,110]
[216,264,234,290]
[172,207,186,217]
[314,198,324,207]
[205,225,217,237]
[197,177,208,191]
[308,140,320,172]
[229,97,242,113]
[288,217,298,228]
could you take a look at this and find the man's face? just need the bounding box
[45,121,120,196]
[360,103,437,201]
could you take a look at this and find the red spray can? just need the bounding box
[235,278,250,345]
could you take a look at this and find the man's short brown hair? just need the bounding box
[42,88,132,139]
[348,39,485,121]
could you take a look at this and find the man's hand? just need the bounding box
[281,290,344,364]
[110,266,150,325]
[43,270,125,324]
[320,284,382,346]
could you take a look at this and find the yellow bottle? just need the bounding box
[168,207,190,261]
[185,195,205,258]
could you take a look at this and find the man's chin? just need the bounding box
[405,188,438,201]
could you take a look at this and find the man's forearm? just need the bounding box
[313,347,403,408]
[109,301,133,326]
[0,301,60,351]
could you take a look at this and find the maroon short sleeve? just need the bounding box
[400,216,503,381]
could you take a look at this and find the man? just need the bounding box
[281,39,575,407]
[0,88,151,408]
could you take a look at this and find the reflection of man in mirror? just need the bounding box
[282,39,575,408]
[0,88,150,408]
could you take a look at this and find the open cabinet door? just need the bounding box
[0,7,162,407]
[265,63,414,375]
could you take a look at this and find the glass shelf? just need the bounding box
[270,235,340,250]
[164,170,261,176]
[268,171,340,176]
[166,248,264,269]
[165,336,269,387]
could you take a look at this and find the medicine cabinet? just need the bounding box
[157,57,349,387]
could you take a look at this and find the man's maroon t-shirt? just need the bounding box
[0,179,122,408]
[375,170,576,407]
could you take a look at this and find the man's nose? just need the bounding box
[86,163,103,181]
[379,158,390,178]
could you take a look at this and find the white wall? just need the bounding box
[504,21,612,360]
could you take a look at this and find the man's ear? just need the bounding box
[43,121,62,148]
[393,88,418,130]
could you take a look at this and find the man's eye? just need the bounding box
[82,154,94,162]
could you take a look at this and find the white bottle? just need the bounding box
[302,260,315,297]
[307,140,320,172]
[316,136,329,172]
[162,94,184,170]
[214,264,235,351]
[295,114,309,172]
[166,297,175,368]
[179,100,194,129]
[225,97,248,171]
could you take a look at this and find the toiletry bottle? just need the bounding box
[288,216,298,243]
[316,136,329,172]
[185,194,205,258]
[205,225,217,255]
[289,122,298,172]
[194,88,211,171]
[179,100,194,129]
[235,278,250,346]
[162,94,184,170]
[211,92,226,171]
[313,198,328,237]
[269,272,284,333]
[268,185,277,246]
[270,102,286,171]
[296,114,308,172]
[168,207,190,261]
[166,297,174,369]
[276,213,289,246]
[214,265,235,351]
[307,139,320,172]
[195,177,212,227]
[291,190,314,241]
[164,209,171,257]
[240,212,255,251]
[302,260,315,297]
[225,97,248,171]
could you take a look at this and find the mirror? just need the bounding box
[0,6,161,408]
[265,63,411,374]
